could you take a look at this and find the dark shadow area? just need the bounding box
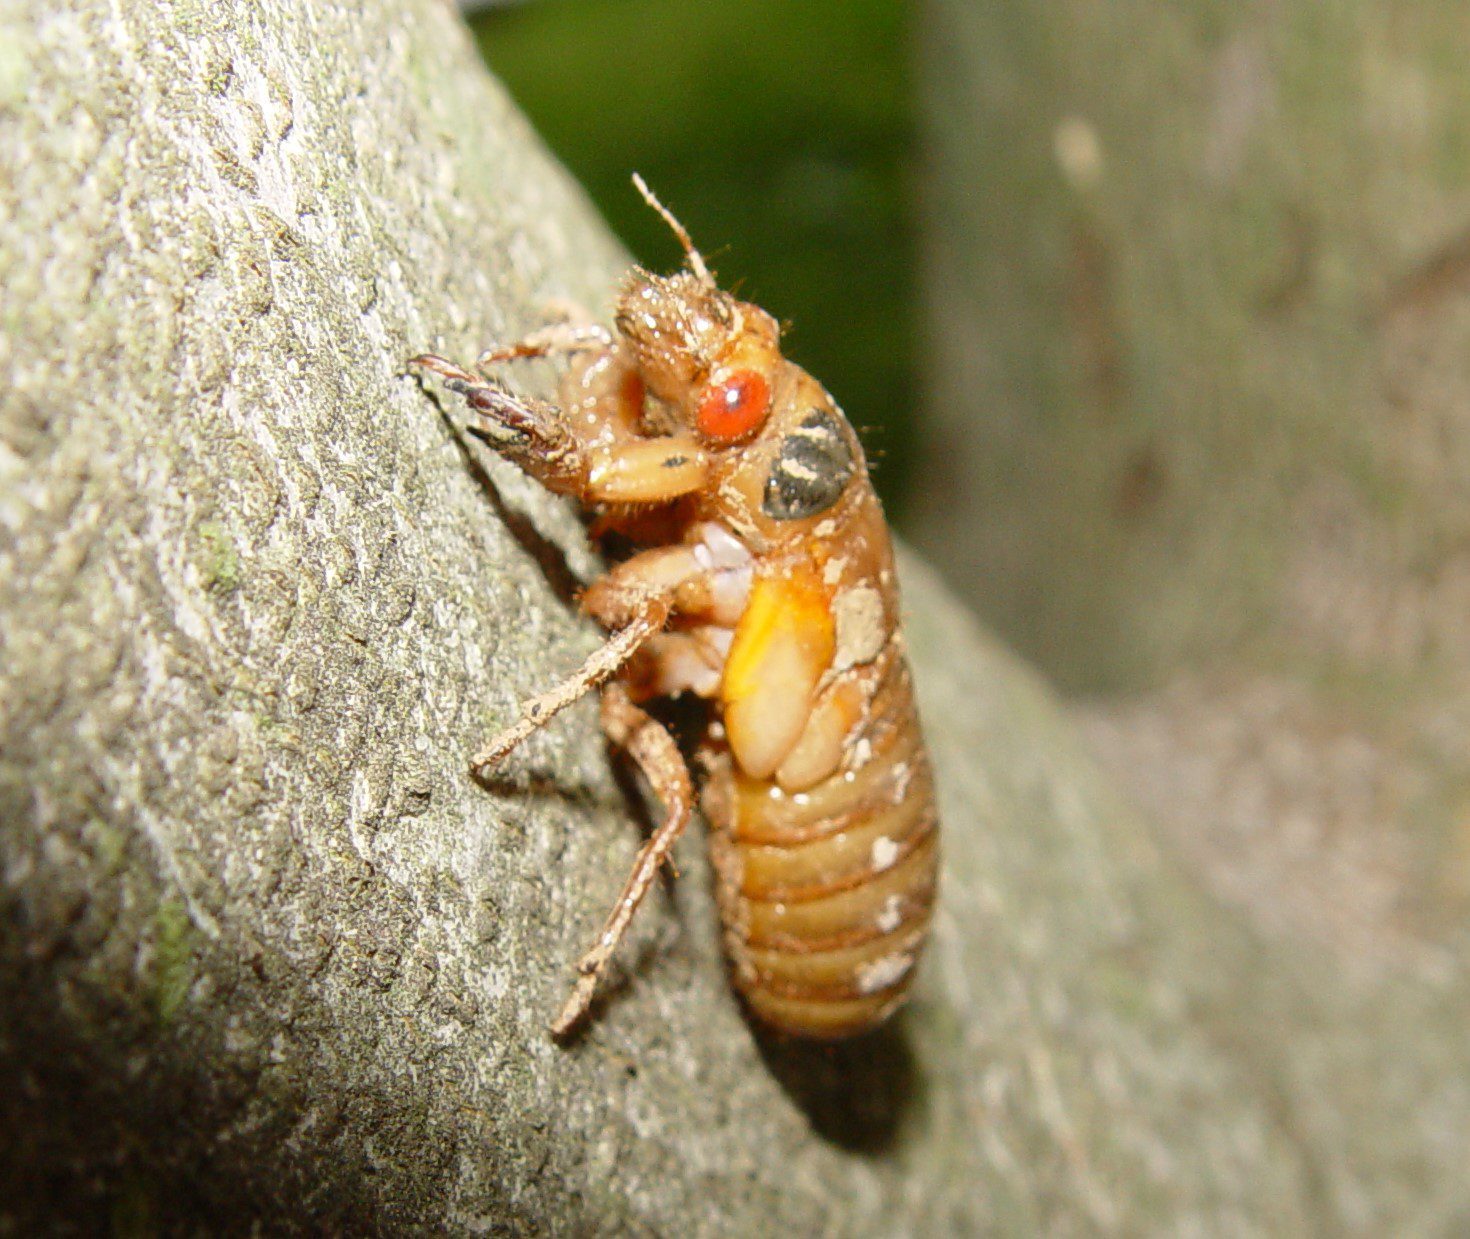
[461,427,589,608]
[753,1017,919,1155]
[469,762,618,811]
[414,372,588,610]
[0,907,544,1235]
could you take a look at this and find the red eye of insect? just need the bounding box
[696,369,771,440]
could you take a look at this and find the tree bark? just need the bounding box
[909,11,1470,1232]
[2,1,1467,1233]
[912,2,1470,699]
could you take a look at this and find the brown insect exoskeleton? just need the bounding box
[413,176,938,1040]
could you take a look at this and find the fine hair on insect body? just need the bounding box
[413,175,939,1040]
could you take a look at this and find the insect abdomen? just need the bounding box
[707,656,939,1038]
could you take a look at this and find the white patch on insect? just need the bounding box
[693,521,750,570]
[870,835,900,870]
[657,641,720,697]
[791,419,839,444]
[691,523,753,624]
[850,737,873,767]
[822,555,847,586]
[889,761,914,804]
[832,585,885,672]
[779,458,822,483]
[698,626,734,658]
[711,575,751,625]
[856,952,913,995]
[875,894,904,934]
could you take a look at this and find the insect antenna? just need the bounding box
[632,172,715,288]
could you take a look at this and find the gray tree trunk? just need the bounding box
[909,8,1470,1234]
[912,2,1470,700]
[2,1,1466,1233]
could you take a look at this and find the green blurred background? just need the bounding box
[469,0,919,518]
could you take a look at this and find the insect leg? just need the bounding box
[411,354,592,495]
[472,545,717,773]
[550,681,694,1039]
[469,597,672,775]
[476,319,613,370]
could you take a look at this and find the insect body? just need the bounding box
[414,177,938,1039]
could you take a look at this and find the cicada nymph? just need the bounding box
[413,176,938,1039]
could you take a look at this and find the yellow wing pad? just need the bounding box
[721,570,835,780]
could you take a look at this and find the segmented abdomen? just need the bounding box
[705,650,939,1038]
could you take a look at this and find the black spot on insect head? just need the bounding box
[762,409,855,522]
[662,455,689,469]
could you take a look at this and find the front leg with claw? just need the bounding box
[411,354,593,496]
[413,350,709,506]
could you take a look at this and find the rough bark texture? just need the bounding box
[2,1,1467,1234]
